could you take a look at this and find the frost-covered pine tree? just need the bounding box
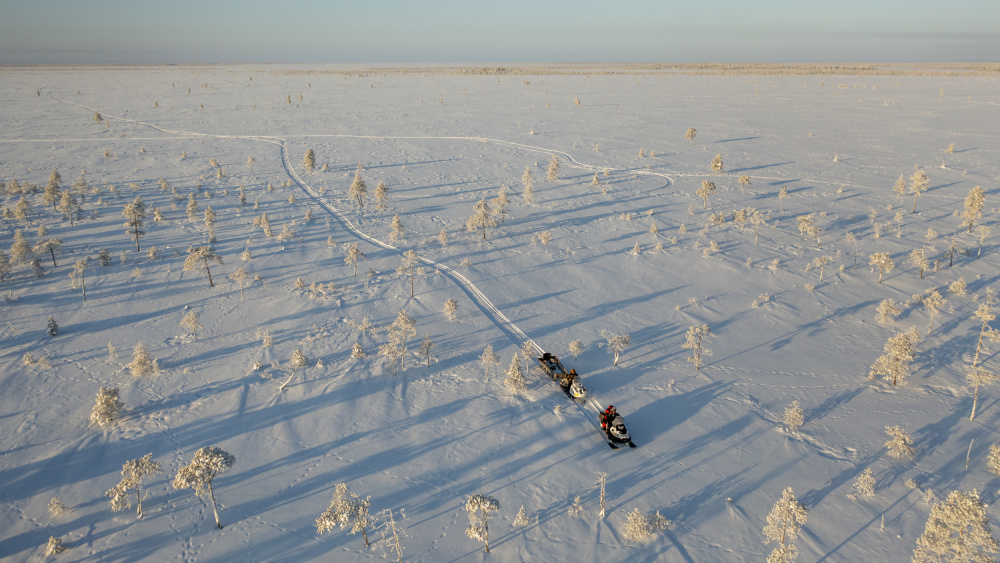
[967,366,999,421]
[396,249,419,297]
[908,248,929,279]
[344,242,366,276]
[45,537,67,556]
[972,300,1000,369]
[922,290,945,335]
[600,330,630,366]
[813,256,833,282]
[784,401,804,431]
[492,185,510,223]
[869,327,919,386]
[122,196,146,250]
[480,345,500,382]
[277,223,295,241]
[876,299,902,325]
[443,298,458,322]
[316,483,373,546]
[46,316,59,336]
[418,335,435,367]
[465,494,500,553]
[961,185,985,233]
[384,309,417,370]
[989,444,1000,476]
[522,166,535,205]
[696,180,716,209]
[180,310,202,340]
[738,175,751,191]
[389,214,405,242]
[72,257,89,301]
[513,505,530,527]
[91,387,124,426]
[437,229,448,248]
[183,246,223,287]
[852,467,876,499]
[547,154,560,181]
[778,185,789,211]
[538,231,553,253]
[351,343,365,359]
[685,127,697,145]
[466,198,496,239]
[796,214,821,246]
[253,212,273,237]
[203,206,216,243]
[302,148,316,171]
[977,225,992,259]
[105,453,161,518]
[44,168,61,210]
[10,230,33,266]
[893,173,907,197]
[949,277,967,297]
[349,169,367,207]
[374,180,388,214]
[229,267,249,302]
[256,327,273,348]
[57,190,79,226]
[568,496,584,515]
[505,353,527,395]
[683,324,712,370]
[762,487,807,563]
[910,169,929,213]
[884,425,915,459]
[0,251,10,283]
[912,490,998,563]
[186,193,199,221]
[869,252,894,283]
[172,446,236,529]
[711,153,724,174]
[128,342,157,376]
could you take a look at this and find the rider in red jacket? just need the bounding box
[600,405,617,429]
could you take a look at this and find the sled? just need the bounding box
[536,353,587,400]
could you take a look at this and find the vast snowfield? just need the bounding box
[2,63,1000,562]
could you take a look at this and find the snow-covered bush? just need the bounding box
[128,342,157,376]
[91,387,124,426]
[46,316,59,336]
[45,536,67,555]
[621,507,670,541]
[513,505,530,527]
[172,446,236,529]
[465,494,500,553]
[180,310,202,340]
[316,483,372,545]
[875,299,901,325]
[568,496,583,516]
[784,401,804,431]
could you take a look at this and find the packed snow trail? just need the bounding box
[45,93,630,445]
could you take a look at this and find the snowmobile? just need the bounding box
[536,353,587,400]
[600,408,636,448]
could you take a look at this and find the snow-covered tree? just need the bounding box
[547,154,560,181]
[601,330,630,366]
[71,257,89,301]
[173,446,236,529]
[180,309,203,340]
[396,249,420,297]
[121,196,146,251]
[44,169,61,210]
[961,185,986,233]
[683,324,712,370]
[813,256,833,282]
[569,340,584,360]
[372,508,407,563]
[203,206,216,242]
[876,299,902,325]
[869,327,919,386]
[784,401,804,431]
[277,349,308,390]
[389,214,405,242]
[10,230,33,266]
[972,300,1000,369]
[56,190,79,226]
[968,366,999,421]
[253,212,272,237]
[382,310,417,372]
[418,335,435,367]
[738,175,751,191]
[977,225,992,259]
[711,153,724,174]
[513,505,530,527]
[696,180,716,209]
[257,327,273,348]
[885,425,915,459]
[910,169,929,213]
[91,387,124,426]
[34,237,62,269]
[989,445,1000,476]
[923,290,945,335]
[186,192,199,221]
[374,180,388,214]
[796,214,821,246]
[538,231,553,253]
[568,496,584,515]
[912,490,998,563]
[950,277,968,297]
[505,353,527,395]
[128,342,157,376]
[45,537,67,556]
[344,242,366,276]
[302,148,316,171]
[465,494,500,553]
[492,185,510,223]
[351,343,365,359]
[183,246,223,287]
[621,508,670,542]
[778,185,789,211]
[0,251,10,283]
[229,267,249,302]
[349,169,367,207]
[685,127,697,145]
[522,166,535,205]
[466,198,496,239]
[908,248,929,279]
[46,316,59,336]
[443,298,458,322]
[763,487,808,563]
[105,453,161,518]
[277,223,295,241]
[870,252,895,283]
[892,173,907,197]
[480,345,500,382]
[316,482,373,545]
[852,468,876,499]
[437,229,448,248]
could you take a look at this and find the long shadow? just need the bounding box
[713,136,762,143]
[628,380,730,443]
[728,162,796,174]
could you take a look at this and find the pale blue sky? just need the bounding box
[1,0,997,64]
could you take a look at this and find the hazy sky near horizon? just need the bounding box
[1,0,997,64]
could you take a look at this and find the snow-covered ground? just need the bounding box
[2,64,1000,562]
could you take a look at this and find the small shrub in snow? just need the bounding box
[784,401,804,431]
[568,496,584,516]
[46,316,59,336]
[850,468,876,500]
[180,310,202,340]
[45,536,67,555]
[351,343,365,359]
[621,508,670,542]
[547,154,560,181]
[465,494,500,553]
[316,483,372,545]
[48,497,68,516]
[569,339,583,360]
[949,277,967,297]
[513,505,530,527]
[91,387,124,426]
[710,153,724,174]
[172,446,236,529]
[884,426,915,459]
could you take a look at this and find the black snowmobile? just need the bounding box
[600,407,636,448]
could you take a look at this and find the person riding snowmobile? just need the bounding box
[600,405,617,430]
